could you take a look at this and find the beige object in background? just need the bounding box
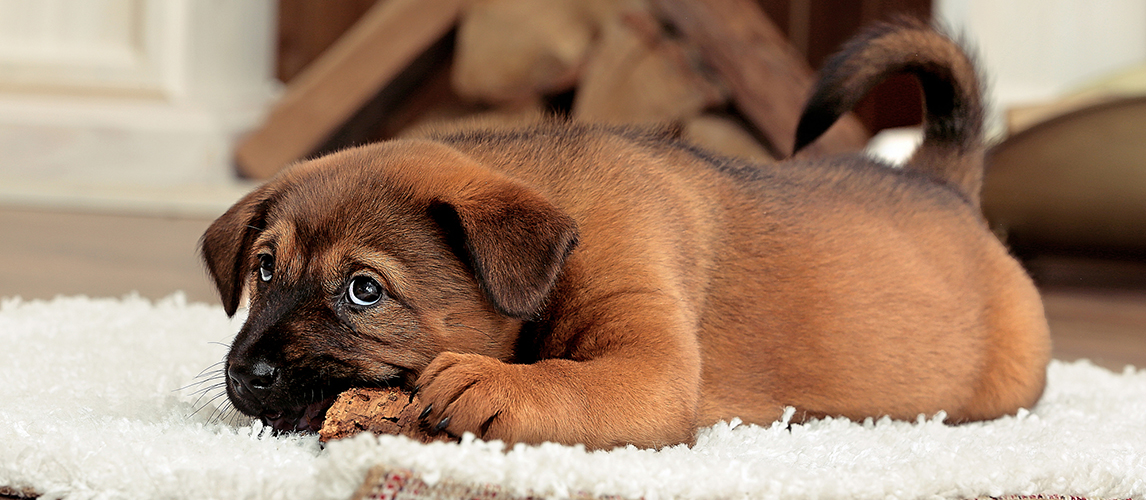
[573,10,725,124]
[1006,65,1146,134]
[682,114,773,163]
[452,0,609,103]
[984,95,1146,251]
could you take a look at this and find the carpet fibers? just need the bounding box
[1,295,1143,500]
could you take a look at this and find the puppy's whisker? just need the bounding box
[205,394,236,425]
[220,406,239,426]
[193,361,226,378]
[192,374,225,386]
[182,372,224,388]
[190,393,228,421]
[189,383,228,405]
[199,389,229,407]
[208,408,224,425]
[217,401,239,424]
[192,369,225,381]
[176,378,224,394]
[175,377,212,392]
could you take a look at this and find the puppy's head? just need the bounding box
[200,140,578,433]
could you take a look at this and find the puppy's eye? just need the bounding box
[257,254,274,282]
[347,276,384,307]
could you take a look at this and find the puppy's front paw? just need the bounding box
[415,352,529,442]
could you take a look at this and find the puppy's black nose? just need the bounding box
[227,360,279,401]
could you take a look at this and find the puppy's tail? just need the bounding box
[793,20,985,206]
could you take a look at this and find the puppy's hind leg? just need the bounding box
[954,260,1052,422]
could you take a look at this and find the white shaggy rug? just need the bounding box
[1,294,1144,500]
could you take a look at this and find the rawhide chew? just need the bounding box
[318,387,451,443]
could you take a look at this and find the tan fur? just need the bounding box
[201,23,1050,449]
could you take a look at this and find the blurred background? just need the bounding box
[1,0,1143,369]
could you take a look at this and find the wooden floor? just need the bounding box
[2,207,1144,371]
[0,209,217,304]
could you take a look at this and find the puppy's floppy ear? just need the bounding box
[199,187,276,317]
[431,180,579,320]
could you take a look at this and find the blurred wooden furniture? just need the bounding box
[652,0,867,158]
[236,0,931,179]
[236,0,464,178]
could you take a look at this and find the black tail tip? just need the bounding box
[792,99,843,156]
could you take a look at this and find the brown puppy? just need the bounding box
[201,21,1050,450]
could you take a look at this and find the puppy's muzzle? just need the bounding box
[226,358,338,433]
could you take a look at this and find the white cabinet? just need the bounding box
[0,0,279,190]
